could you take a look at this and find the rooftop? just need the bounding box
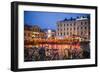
[60,16,90,22]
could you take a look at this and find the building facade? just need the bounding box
[31,25,46,39]
[24,25,33,41]
[56,16,90,41]
[24,25,46,41]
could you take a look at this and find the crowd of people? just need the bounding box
[24,46,90,62]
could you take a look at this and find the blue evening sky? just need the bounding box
[24,11,89,30]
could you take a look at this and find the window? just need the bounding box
[64,32,65,35]
[64,28,65,30]
[77,27,79,30]
[70,28,72,30]
[74,27,75,30]
[58,28,59,31]
[81,22,83,25]
[67,32,69,35]
[85,22,87,24]
[81,27,83,29]
[67,24,69,26]
[61,33,62,36]
[70,32,72,35]
[85,27,87,29]
[67,28,69,30]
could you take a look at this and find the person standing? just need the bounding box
[32,47,40,61]
[39,47,46,61]
[63,48,70,59]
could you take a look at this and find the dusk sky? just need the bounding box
[24,11,90,30]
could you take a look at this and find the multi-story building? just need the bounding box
[24,25,33,41]
[56,16,90,41]
[24,25,46,41]
[31,25,46,39]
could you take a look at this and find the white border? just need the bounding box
[18,5,96,68]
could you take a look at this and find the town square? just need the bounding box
[24,11,90,61]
